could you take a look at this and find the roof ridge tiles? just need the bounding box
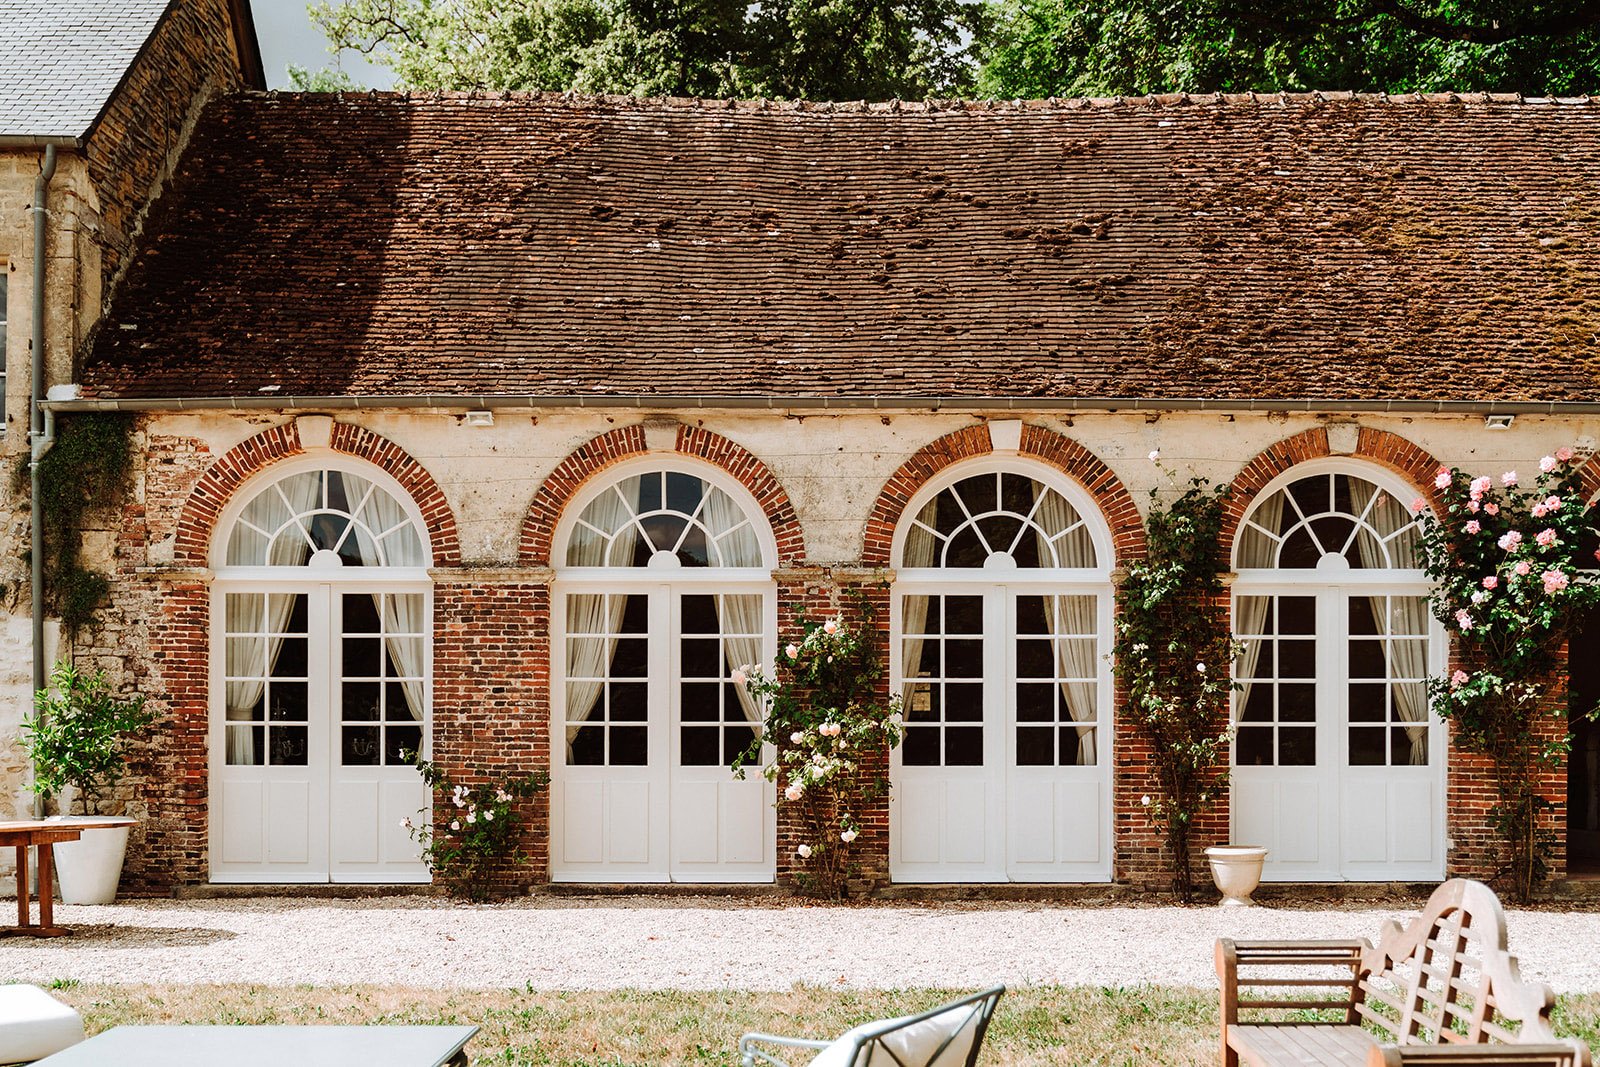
[253,88,1591,112]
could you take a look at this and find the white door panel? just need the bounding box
[212,582,429,884]
[551,583,775,883]
[892,586,1112,884]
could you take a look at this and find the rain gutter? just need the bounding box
[39,394,1600,416]
[30,144,58,818]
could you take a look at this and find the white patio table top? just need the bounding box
[33,1024,479,1066]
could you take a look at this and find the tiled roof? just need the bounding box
[0,0,173,138]
[80,91,1600,404]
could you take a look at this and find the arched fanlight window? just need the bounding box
[565,470,764,569]
[225,468,428,568]
[1235,471,1421,571]
[898,470,1099,570]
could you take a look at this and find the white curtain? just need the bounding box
[379,594,427,722]
[563,483,641,758]
[360,480,427,567]
[1357,487,1430,765]
[716,595,765,729]
[899,500,939,706]
[1034,484,1098,763]
[224,474,320,764]
[1232,492,1285,714]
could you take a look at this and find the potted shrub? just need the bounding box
[21,661,156,904]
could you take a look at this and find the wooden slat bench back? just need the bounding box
[1216,880,1591,1067]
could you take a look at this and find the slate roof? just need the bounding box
[79,91,1600,405]
[0,0,174,138]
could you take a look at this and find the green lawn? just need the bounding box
[33,983,1600,1066]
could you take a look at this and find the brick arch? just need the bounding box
[174,421,461,567]
[1221,426,1447,558]
[861,424,1146,567]
[519,424,806,567]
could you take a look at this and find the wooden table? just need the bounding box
[0,818,134,937]
[33,1024,480,1065]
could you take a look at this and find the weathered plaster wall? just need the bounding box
[38,405,1598,893]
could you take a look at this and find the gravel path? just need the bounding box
[2,896,1598,992]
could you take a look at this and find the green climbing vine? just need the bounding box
[33,413,133,635]
[1113,454,1238,902]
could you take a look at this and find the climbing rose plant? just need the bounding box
[1414,448,1600,900]
[737,606,903,899]
[403,757,548,902]
[1113,452,1238,903]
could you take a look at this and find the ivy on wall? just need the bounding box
[1112,456,1238,902]
[33,412,133,635]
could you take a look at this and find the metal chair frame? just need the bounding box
[738,986,1005,1067]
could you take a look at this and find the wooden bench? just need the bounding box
[1216,879,1592,1067]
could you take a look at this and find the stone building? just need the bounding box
[38,90,1600,894]
[0,0,263,884]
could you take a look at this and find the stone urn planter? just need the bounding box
[1204,844,1269,907]
[46,816,137,905]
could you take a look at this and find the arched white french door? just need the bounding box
[889,459,1115,882]
[208,456,432,883]
[550,459,777,882]
[1231,460,1447,881]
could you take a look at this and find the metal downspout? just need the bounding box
[29,144,57,818]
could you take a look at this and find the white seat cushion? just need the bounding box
[807,1002,982,1067]
[0,983,85,1064]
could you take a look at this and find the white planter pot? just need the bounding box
[1204,845,1268,907]
[46,817,134,905]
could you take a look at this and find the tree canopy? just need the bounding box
[311,0,985,99]
[975,0,1600,98]
[308,0,1600,99]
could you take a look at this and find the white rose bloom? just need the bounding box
[840,829,858,843]
[791,731,805,744]
[1140,795,1151,807]
[1148,449,1161,462]
[784,785,803,802]
[731,668,747,685]
[796,844,812,859]
[483,811,494,822]
[785,643,800,659]
[450,821,461,831]
[823,619,838,634]
[466,812,476,824]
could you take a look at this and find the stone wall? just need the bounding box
[40,406,1600,893]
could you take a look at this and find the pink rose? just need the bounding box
[1410,497,1428,514]
[1470,590,1487,605]
[1454,609,1474,631]
[1464,520,1481,534]
[1540,455,1558,473]
[1532,504,1548,519]
[1558,446,1575,462]
[1497,530,1522,551]
[1484,503,1500,516]
[1543,569,1570,594]
[1515,560,1532,576]
[1450,669,1469,688]
[1536,529,1557,547]
[1545,495,1562,511]
[1434,469,1452,489]
[1482,576,1498,590]
[1470,475,1493,497]
[1502,471,1518,487]
[1467,499,1481,513]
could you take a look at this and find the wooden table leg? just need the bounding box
[16,843,29,928]
[37,843,54,932]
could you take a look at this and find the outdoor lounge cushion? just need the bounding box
[0,983,84,1064]
[805,1001,985,1067]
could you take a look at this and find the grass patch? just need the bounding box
[29,984,1600,1066]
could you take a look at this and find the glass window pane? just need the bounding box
[1279,727,1316,765]
[609,683,648,722]
[681,594,718,634]
[902,597,937,636]
[1235,726,1273,765]
[1349,727,1386,766]
[1394,727,1427,765]
[226,636,265,678]
[268,725,308,765]
[681,639,720,678]
[611,639,648,678]
[902,726,940,765]
[345,637,382,677]
[387,724,422,764]
[945,640,982,679]
[610,726,648,765]
[1278,597,1315,635]
[1017,639,1053,679]
[226,724,264,765]
[1060,726,1095,766]
[945,727,983,766]
[1279,684,1316,722]
[681,682,721,721]
[343,681,381,721]
[386,682,419,721]
[715,523,762,567]
[343,725,381,765]
[268,681,308,721]
[944,683,983,722]
[1349,683,1388,723]
[945,597,983,635]
[570,726,604,765]
[681,726,720,766]
[1016,726,1053,765]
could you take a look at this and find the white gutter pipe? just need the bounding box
[29,144,58,818]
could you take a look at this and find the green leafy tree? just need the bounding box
[977,0,1600,98]
[23,662,156,816]
[287,63,365,91]
[311,0,984,99]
